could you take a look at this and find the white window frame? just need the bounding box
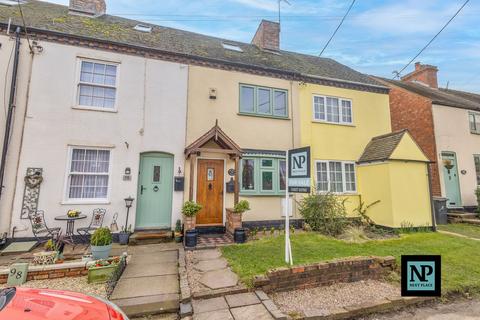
[469,112,480,134]
[63,146,113,204]
[314,160,357,194]
[74,58,120,112]
[312,95,353,125]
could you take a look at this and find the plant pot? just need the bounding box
[234,228,246,244]
[88,264,117,284]
[32,251,57,265]
[118,232,130,245]
[184,215,196,231]
[174,233,183,243]
[91,244,112,260]
[185,229,198,247]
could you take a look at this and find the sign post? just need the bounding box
[285,147,311,265]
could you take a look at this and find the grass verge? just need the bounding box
[221,232,480,295]
[437,223,480,239]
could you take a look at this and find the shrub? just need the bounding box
[354,200,380,226]
[339,226,369,243]
[175,219,182,233]
[298,192,348,236]
[233,200,250,213]
[91,227,113,246]
[182,201,202,217]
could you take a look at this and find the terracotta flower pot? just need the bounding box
[184,215,196,231]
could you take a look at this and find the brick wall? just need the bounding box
[253,256,396,293]
[0,266,88,284]
[69,0,106,16]
[251,20,280,51]
[387,85,441,196]
[226,209,242,235]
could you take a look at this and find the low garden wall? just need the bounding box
[253,256,396,293]
[0,261,92,284]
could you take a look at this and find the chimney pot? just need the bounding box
[251,20,280,51]
[401,62,439,89]
[69,0,106,17]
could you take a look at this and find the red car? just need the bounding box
[0,287,129,320]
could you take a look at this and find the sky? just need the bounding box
[45,0,480,93]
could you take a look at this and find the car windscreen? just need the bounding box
[0,288,15,311]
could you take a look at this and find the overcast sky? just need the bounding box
[45,0,480,93]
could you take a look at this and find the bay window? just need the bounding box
[241,156,286,195]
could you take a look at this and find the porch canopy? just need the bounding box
[185,122,243,203]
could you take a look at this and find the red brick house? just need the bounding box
[375,63,480,210]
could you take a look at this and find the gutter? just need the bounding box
[0,27,21,200]
[0,22,389,94]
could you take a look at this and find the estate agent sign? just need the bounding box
[288,147,311,193]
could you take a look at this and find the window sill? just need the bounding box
[311,120,355,127]
[240,193,286,197]
[238,112,290,121]
[72,106,118,113]
[61,200,111,205]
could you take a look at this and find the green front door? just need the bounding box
[136,153,173,229]
[441,152,462,208]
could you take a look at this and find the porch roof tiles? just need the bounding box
[358,130,407,163]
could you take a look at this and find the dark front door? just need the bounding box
[196,159,224,225]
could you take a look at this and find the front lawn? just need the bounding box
[438,223,480,239]
[221,232,480,294]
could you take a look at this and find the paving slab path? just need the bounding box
[192,291,285,320]
[111,243,181,317]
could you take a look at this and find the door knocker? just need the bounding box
[208,183,213,190]
[153,186,159,192]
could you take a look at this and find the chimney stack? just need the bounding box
[69,0,106,17]
[251,20,280,51]
[401,62,439,89]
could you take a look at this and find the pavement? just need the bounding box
[191,249,240,291]
[110,243,181,317]
[363,299,480,320]
[192,291,285,320]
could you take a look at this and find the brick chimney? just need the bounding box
[69,0,106,17]
[251,20,280,51]
[401,62,438,89]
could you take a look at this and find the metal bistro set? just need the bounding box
[28,208,107,244]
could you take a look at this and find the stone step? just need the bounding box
[112,293,179,317]
[129,230,173,245]
[447,212,478,219]
[462,219,480,225]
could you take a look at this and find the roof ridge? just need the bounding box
[371,129,407,140]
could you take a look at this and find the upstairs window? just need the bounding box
[469,112,480,134]
[239,84,288,118]
[313,95,353,125]
[77,60,118,110]
[315,160,356,193]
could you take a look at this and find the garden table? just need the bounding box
[54,214,87,243]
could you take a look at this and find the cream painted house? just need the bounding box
[379,63,480,210]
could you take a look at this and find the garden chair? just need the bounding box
[77,208,106,242]
[29,210,61,242]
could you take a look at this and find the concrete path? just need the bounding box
[111,243,181,317]
[437,230,480,241]
[192,291,285,320]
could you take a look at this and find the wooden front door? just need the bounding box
[196,159,224,225]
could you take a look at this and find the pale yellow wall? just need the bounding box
[357,163,395,226]
[390,132,429,162]
[186,66,302,222]
[299,82,391,215]
[389,161,432,227]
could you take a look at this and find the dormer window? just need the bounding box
[222,43,243,52]
[134,24,152,33]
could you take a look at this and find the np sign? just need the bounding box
[288,147,311,193]
[401,255,441,297]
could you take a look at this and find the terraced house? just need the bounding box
[377,63,480,211]
[0,0,433,241]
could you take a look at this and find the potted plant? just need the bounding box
[182,201,202,247]
[90,227,113,260]
[118,225,131,245]
[232,200,250,243]
[182,201,202,231]
[174,219,183,243]
[88,256,122,284]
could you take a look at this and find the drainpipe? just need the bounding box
[427,163,437,231]
[0,27,21,200]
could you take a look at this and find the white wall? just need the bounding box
[6,40,188,237]
[0,34,32,235]
[432,104,480,207]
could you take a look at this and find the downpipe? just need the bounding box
[0,26,21,200]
